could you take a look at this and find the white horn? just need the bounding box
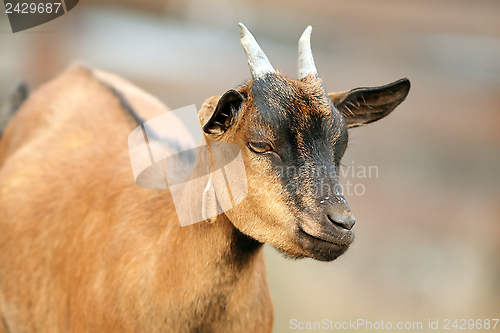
[298,25,318,79]
[238,22,275,79]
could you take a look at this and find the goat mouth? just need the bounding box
[296,225,352,261]
[297,225,347,246]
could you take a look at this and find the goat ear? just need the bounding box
[203,89,244,135]
[329,78,410,129]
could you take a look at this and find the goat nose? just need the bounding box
[327,212,356,230]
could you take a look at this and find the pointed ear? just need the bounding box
[329,78,410,128]
[203,89,244,135]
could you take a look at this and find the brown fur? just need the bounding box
[0,65,272,332]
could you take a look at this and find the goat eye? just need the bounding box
[248,142,272,153]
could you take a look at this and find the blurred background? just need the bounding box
[1,0,499,331]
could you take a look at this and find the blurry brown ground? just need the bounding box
[1,0,499,331]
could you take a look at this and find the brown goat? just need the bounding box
[0,24,409,332]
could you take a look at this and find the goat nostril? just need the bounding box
[327,214,356,231]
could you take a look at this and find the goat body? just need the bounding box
[0,65,272,332]
[0,25,409,332]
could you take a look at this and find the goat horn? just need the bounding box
[238,22,275,79]
[298,25,318,79]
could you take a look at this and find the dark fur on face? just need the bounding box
[213,73,351,261]
[203,70,409,261]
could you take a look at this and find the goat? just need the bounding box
[0,24,410,332]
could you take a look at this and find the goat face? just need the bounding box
[201,24,410,261]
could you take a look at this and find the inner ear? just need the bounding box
[203,89,244,135]
[329,78,410,128]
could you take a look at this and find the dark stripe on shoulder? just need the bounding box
[96,78,166,143]
[96,76,194,160]
[2,315,12,333]
[0,82,29,137]
[99,80,146,126]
